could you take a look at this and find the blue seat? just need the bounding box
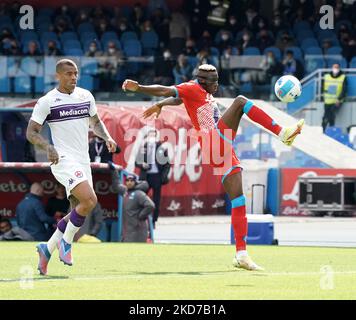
[241,150,258,159]
[0,15,12,25]
[60,32,78,43]
[296,30,315,42]
[263,46,281,61]
[303,46,322,55]
[0,77,10,93]
[81,57,98,75]
[77,22,95,34]
[37,7,55,18]
[36,22,52,34]
[210,47,220,56]
[101,31,119,42]
[21,57,44,77]
[335,134,350,145]
[80,32,98,43]
[187,56,199,68]
[243,46,261,55]
[44,57,57,76]
[19,30,39,42]
[317,29,336,39]
[35,76,44,93]
[326,46,342,55]
[64,48,84,56]
[347,75,356,98]
[14,76,31,93]
[293,20,311,33]
[0,56,9,92]
[140,30,159,55]
[63,40,82,49]
[350,57,356,68]
[304,55,325,74]
[300,38,319,50]
[325,126,343,138]
[78,74,94,91]
[120,31,138,43]
[123,39,142,56]
[41,31,59,43]
[325,56,347,68]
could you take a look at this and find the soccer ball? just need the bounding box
[274,75,302,103]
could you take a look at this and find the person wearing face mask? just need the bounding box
[135,129,170,227]
[218,30,233,52]
[45,40,63,56]
[85,41,103,58]
[321,63,346,132]
[152,49,175,85]
[225,15,240,37]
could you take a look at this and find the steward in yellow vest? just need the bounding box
[322,63,346,132]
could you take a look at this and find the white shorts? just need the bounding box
[50,158,93,198]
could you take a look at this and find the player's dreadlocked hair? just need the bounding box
[196,64,218,85]
[198,64,217,72]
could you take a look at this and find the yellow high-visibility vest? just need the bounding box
[323,73,345,104]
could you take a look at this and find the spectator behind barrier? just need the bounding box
[16,182,56,241]
[45,182,70,235]
[0,218,34,241]
[322,63,346,132]
[112,173,155,242]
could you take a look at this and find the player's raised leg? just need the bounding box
[221,95,304,146]
[58,181,97,266]
[222,172,264,271]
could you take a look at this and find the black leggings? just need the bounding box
[322,103,338,132]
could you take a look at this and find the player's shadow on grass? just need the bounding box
[130,270,237,276]
[0,275,69,283]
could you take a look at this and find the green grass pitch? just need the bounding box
[1,242,356,299]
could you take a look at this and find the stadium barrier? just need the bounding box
[0,162,154,242]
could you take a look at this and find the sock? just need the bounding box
[243,99,282,136]
[47,228,64,254]
[62,209,86,244]
[231,195,248,252]
[236,250,248,259]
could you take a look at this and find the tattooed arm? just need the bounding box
[90,114,117,152]
[26,120,59,164]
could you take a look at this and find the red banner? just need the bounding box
[280,168,356,216]
[0,104,226,219]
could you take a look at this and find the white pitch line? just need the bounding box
[2,270,356,284]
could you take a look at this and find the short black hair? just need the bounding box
[0,218,12,227]
[56,59,77,73]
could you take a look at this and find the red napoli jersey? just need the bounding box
[175,80,221,132]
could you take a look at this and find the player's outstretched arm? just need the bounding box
[26,120,59,164]
[143,97,183,119]
[90,114,117,153]
[122,79,176,97]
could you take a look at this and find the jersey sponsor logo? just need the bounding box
[59,108,89,117]
[75,171,83,178]
[54,98,62,102]
[46,102,90,123]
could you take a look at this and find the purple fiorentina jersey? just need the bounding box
[31,87,97,163]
